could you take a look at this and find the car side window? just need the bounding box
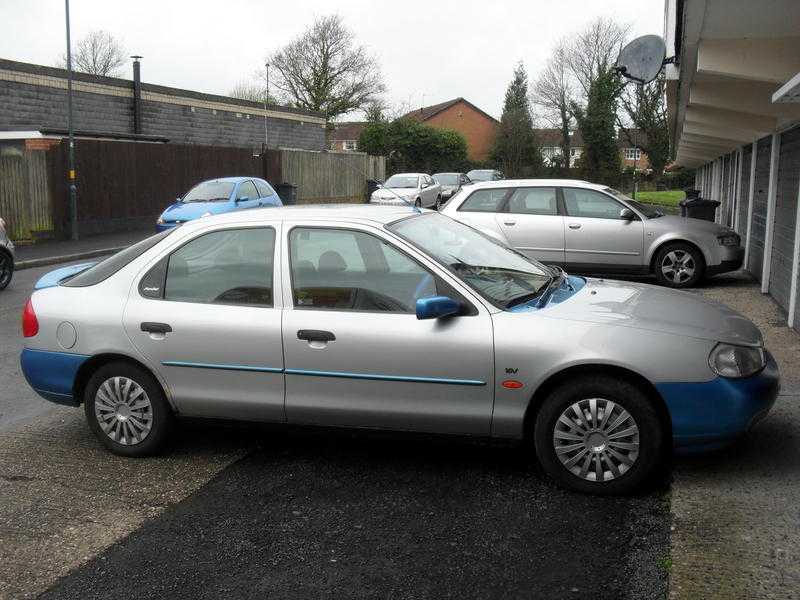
[237,181,258,201]
[157,228,275,306]
[563,188,625,220]
[254,180,274,198]
[458,188,509,213]
[506,187,558,216]
[289,227,437,313]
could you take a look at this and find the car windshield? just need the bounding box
[384,175,419,189]
[388,212,552,308]
[605,188,663,218]
[467,170,493,181]
[182,181,236,203]
[434,174,458,185]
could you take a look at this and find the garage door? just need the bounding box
[769,127,800,313]
[747,136,773,279]
[736,146,752,236]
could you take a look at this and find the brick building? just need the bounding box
[402,98,498,162]
[330,121,366,152]
[0,58,326,151]
[535,129,584,167]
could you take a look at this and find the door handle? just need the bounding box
[297,329,336,343]
[503,221,516,226]
[141,322,172,334]
[568,223,582,229]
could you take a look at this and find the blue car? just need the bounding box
[156,177,282,232]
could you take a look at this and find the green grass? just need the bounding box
[633,190,686,207]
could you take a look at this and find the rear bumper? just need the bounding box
[657,352,780,451]
[20,348,88,406]
[707,246,744,276]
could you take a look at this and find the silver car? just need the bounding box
[0,217,15,290]
[370,173,441,209]
[440,179,744,288]
[20,206,778,494]
[432,172,472,208]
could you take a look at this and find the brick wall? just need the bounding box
[424,101,497,162]
[0,58,326,151]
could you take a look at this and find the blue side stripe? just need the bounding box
[161,361,484,386]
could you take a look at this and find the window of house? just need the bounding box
[160,228,275,306]
[343,140,357,151]
[624,148,642,160]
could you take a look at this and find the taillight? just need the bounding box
[22,298,39,337]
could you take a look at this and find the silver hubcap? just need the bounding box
[661,249,695,283]
[94,377,153,446]
[553,398,640,482]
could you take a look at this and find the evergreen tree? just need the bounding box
[492,63,543,178]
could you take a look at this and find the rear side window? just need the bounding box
[63,230,173,287]
[158,228,275,306]
[458,188,509,213]
[506,187,558,215]
[254,180,274,198]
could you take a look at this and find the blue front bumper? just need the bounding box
[657,352,780,451]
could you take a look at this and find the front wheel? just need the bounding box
[654,242,704,288]
[0,251,12,290]
[533,375,664,495]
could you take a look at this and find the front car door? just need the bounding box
[280,222,495,435]
[494,186,565,264]
[561,187,645,270]
[235,180,261,210]
[123,224,285,421]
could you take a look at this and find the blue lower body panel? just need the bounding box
[20,348,89,406]
[657,353,780,451]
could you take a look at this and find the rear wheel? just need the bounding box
[0,251,12,290]
[654,242,704,288]
[533,375,664,495]
[83,362,173,456]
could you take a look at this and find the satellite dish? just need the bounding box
[616,35,667,84]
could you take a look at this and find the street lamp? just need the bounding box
[263,62,270,150]
[64,0,78,240]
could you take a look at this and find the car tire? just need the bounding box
[83,361,173,457]
[435,195,443,210]
[415,198,422,208]
[0,251,12,290]
[654,242,704,288]
[533,375,664,495]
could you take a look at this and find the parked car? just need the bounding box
[156,177,282,232]
[369,173,441,208]
[466,169,504,182]
[20,205,778,494]
[432,172,472,208]
[0,217,14,290]
[441,179,744,288]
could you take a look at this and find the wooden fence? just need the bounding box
[0,146,52,240]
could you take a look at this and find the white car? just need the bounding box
[370,173,441,209]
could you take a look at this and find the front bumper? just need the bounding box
[707,245,744,276]
[657,351,780,451]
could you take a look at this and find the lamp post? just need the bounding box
[64,0,78,239]
[263,62,270,150]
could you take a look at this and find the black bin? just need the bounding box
[275,182,297,205]
[366,178,382,202]
[680,194,720,221]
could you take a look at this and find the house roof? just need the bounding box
[331,121,367,141]
[617,128,649,148]
[401,98,499,124]
[533,128,584,147]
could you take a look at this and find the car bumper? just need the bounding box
[657,351,780,452]
[707,245,744,276]
[20,348,89,406]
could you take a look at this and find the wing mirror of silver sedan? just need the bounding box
[620,208,636,220]
[416,296,461,320]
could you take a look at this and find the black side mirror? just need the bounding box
[620,208,635,220]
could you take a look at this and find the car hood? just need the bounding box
[649,214,733,235]
[540,277,762,346]
[159,201,229,222]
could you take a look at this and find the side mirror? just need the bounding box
[620,207,635,220]
[416,296,461,320]
[421,182,429,189]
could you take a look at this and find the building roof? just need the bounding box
[330,121,367,141]
[533,129,584,147]
[617,128,649,148]
[401,98,499,124]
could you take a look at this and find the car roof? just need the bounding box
[198,176,262,184]
[180,203,424,231]
[390,173,425,177]
[433,172,462,176]
[463,178,604,190]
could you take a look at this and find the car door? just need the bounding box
[494,186,565,265]
[419,175,434,207]
[122,224,285,422]
[450,187,511,241]
[235,180,261,210]
[561,187,645,269]
[254,179,281,207]
[280,222,495,435]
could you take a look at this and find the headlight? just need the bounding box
[708,343,766,378]
[157,217,164,225]
[200,212,212,218]
[717,233,739,246]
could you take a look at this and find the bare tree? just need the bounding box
[566,17,628,97]
[617,74,670,180]
[532,40,575,170]
[228,80,277,105]
[265,15,385,124]
[58,30,126,77]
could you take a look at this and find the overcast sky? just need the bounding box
[1,0,663,120]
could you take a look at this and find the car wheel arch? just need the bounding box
[521,363,672,449]
[73,352,175,411]
[648,237,707,274]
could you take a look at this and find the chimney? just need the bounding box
[131,56,143,134]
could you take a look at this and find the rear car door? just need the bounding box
[123,224,285,421]
[561,187,644,269]
[494,186,565,264]
[452,187,511,241]
[235,180,261,210]
[280,222,494,435]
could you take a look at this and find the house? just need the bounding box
[534,129,584,167]
[665,0,800,331]
[402,98,499,162]
[330,121,366,152]
[617,129,651,170]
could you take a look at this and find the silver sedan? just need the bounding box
[440,179,744,288]
[20,206,778,494]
